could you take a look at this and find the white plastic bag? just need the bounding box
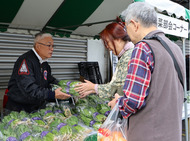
[97,100,127,141]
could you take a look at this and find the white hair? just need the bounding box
[34,33,52,44]
[121,2,157,27]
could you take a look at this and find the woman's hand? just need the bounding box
[75,80,96,97]
[79,90,94,98]
[108,93,120,109]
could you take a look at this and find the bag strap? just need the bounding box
[143,34,184,89]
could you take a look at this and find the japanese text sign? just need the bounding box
[157,13,189,38]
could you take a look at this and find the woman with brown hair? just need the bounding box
[75,17,134,99]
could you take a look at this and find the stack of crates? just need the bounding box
[78,62,103,84]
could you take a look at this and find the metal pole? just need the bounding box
[182,38,188,141]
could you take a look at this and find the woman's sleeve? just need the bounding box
[98,48,133,98]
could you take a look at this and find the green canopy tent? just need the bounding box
[134,0,189,141]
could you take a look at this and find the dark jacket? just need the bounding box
[6,49,58,112]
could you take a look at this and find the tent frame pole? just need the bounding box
[182,38,188,141]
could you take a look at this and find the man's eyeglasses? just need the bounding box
[37,42,56,49]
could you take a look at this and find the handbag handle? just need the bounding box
[143,34,184,89]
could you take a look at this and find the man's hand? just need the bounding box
[55,87,71,99]
[108,93,121,109]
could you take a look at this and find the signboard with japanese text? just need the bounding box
[157,13,189,38]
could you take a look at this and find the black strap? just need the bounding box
[143,35,184,89]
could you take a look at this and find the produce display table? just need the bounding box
[0,94,110,141]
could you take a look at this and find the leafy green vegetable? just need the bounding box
[19,111,29,120]
[51,84,61,91]
[2,115,13,124]
[15,124,31,134]
[93,114,106,123]
[49,118,62,129]
[87,94,105,105]
[92,122,102,130]
[58,80,81,88]
[35,120,45,126]
[75,98,88,106]
[80,114,93,127]
[9,111,19,119]
[2,126,17,138]
[97,104,111,115]
[30,112,41,119]
[31,124,45,133]
[41,131,54,141]
[51,129,59,136]
[72,124,85,133]
[77,106,97,118]
[65,115,78,126]
[59,125,72,135]
[19,132,31,140]
[61,106,72,118]
[6,137,18,141]
[10,119,20,128]
[43,132,54,141]
[61,87,79,96]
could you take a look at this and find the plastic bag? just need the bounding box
[58,80,81,88]
[61,86,80,96]
[97,100,127,141]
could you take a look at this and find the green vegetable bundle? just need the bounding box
[72,124,85,133]
[80,114,102,131]
[76,106,93,118]
[75,98,88,106]
[41,131,54,141]
[65,115,79,126]
[34,120,46,126]
[92,122,102,131]
[93,113,107,123]
[87,94,104,103]
[97,104,111,116]
[59,124,72,135]
[58,80,81,88]
[61,86,79,96]
[0,102,97,141]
